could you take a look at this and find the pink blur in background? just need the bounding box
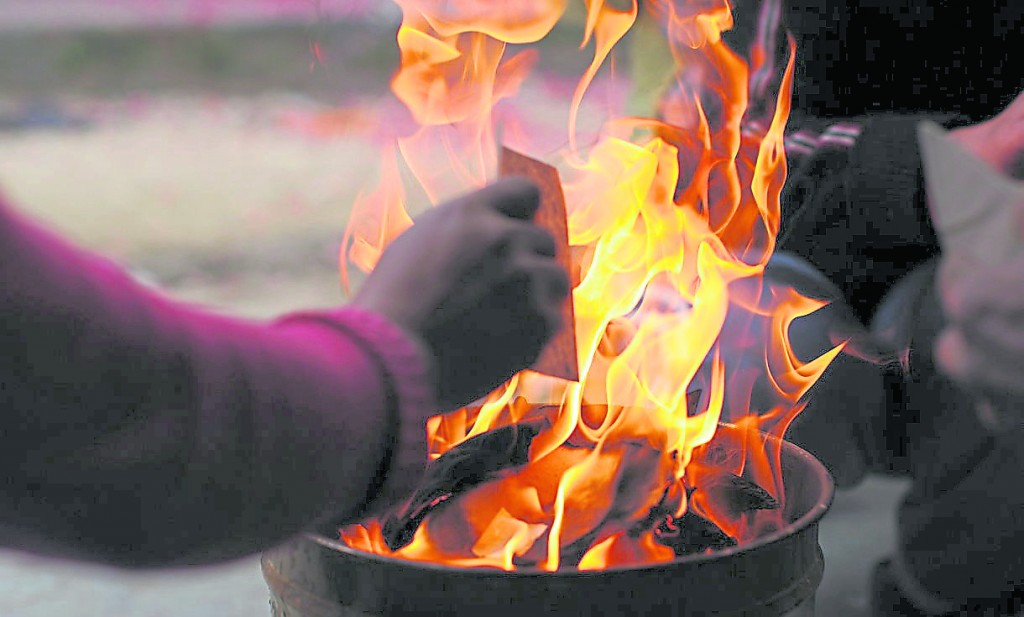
[0,0,379,31]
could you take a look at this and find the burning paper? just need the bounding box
[919,121,1024,264]
[499,147,580,382]
[339,0,843,571]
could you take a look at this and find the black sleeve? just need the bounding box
[776,113,962,323]
[725,2,962,322]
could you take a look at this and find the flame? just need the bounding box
[339,0,843,571]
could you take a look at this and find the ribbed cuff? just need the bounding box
[280,307,437,519]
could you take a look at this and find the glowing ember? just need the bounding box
[339,0,844,571]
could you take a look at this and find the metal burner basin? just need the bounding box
[263,426,834,617]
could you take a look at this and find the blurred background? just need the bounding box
[0,4,402,616]
[0,0,404,321]
[0,2,905,615]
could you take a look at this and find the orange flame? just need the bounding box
[340,0,843,571]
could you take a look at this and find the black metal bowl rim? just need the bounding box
[308,430,835,577]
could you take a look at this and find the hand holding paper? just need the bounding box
[919,113,1024,414]
[919,121,1024,265]
[499,147,580,383]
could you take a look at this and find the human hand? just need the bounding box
[950,89,1024,179]
[934,249,1024,402]
[352,178,571,411]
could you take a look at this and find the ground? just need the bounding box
[0,477,909,616]
[0,19,910,616]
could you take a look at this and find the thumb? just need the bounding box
[1002,88,1024,119]
[479,177,541,221]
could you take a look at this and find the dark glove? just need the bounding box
[352,178,571,412]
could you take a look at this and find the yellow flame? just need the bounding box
[340,0,846,571]
[569,1,639,154]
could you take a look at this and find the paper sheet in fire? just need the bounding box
[919,121,1024,264]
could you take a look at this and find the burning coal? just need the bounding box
[338,0,843,571]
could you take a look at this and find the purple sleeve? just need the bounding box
[0,198,434,567]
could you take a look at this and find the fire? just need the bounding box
[339,0,843,571]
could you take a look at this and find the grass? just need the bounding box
[0,16,602,99]
[0,21,399,99]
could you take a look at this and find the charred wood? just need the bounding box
[654,511,737,555]
[382,419,547,551]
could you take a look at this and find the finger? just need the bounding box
[479,177,541,221]
[522,256,571,333]
[935,328,976,384]
[939,251,1024,321]
[502,237,570,297]
[937,252,978,322]
[1010,151,1024,180]
[935,328,1024,397]
[535,259,572,302]
[991,90,1024,177]
[504,221,558,257]
[497,255,569,336]
[957,313,1024,367]
[1002,88,1024,119]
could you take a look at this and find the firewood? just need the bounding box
[719,474,779,512]
[646,474,778,556]
[654,511,737,555]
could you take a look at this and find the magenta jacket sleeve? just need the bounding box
[0,198,435,568]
